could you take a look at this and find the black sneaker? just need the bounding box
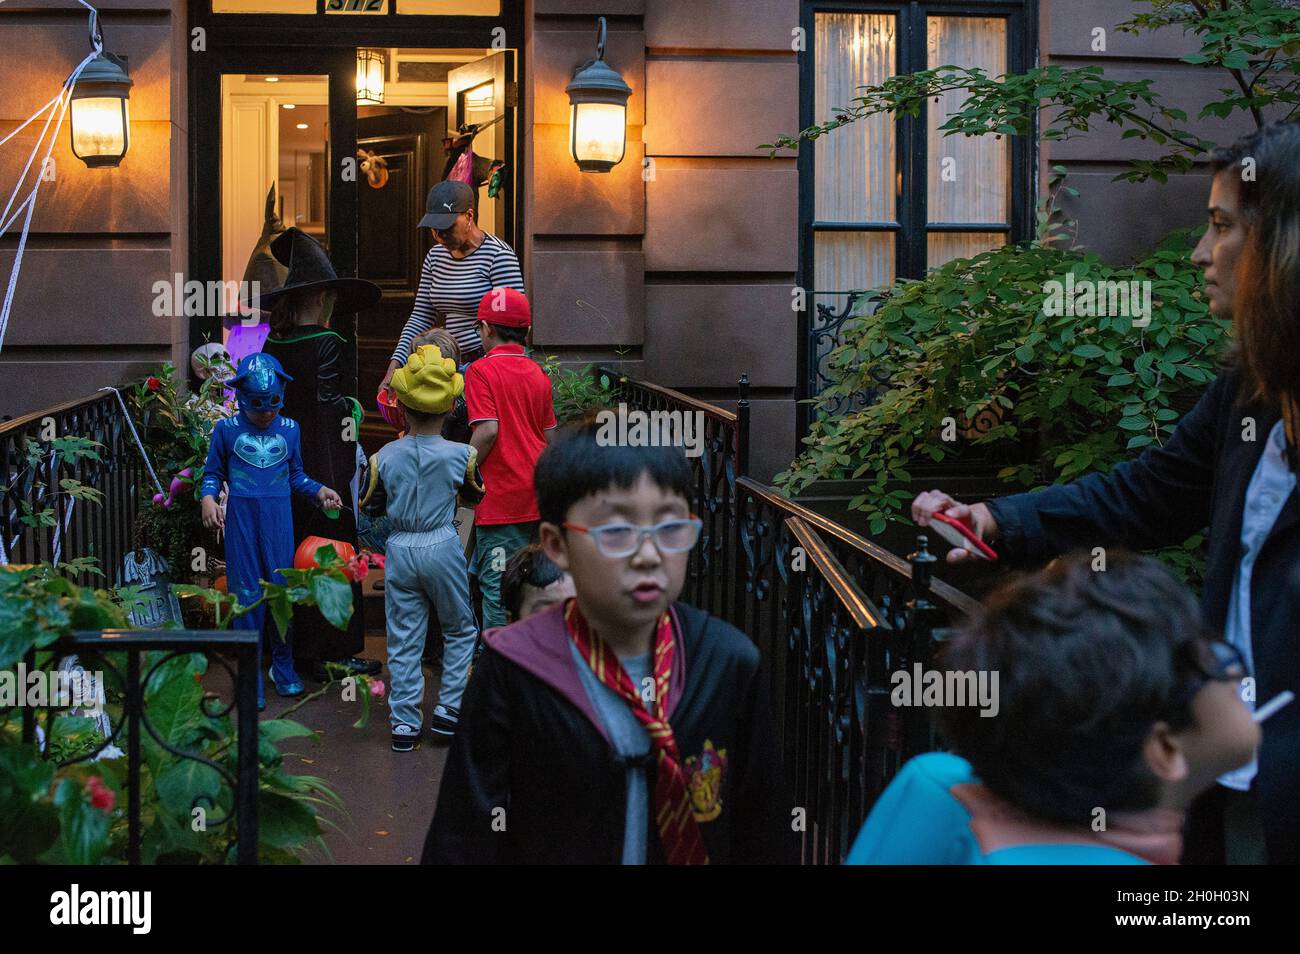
[429,704,459,740]
[391,725,419,752]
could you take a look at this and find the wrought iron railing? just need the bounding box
[597,366,978,863]
[1,391,142,585]
[20,630,260,864]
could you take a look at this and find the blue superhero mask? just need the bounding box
[230,353,293,414]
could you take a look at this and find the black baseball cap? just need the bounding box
[419,180,475,230]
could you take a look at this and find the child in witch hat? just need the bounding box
[199,352,345,710]
[360,345,485,750]
[253,227,384,684]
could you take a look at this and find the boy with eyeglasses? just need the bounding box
[423,419,796,864]
[846,551,1261,865]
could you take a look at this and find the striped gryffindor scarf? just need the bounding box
[564,600,709,865]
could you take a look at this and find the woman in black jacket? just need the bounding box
[912,122,1300,864]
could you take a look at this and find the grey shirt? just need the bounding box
[374,434,472,545]
[570,642,652,865]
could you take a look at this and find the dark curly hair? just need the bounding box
[938,550,1212,826]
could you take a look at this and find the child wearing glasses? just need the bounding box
[199,353,344,711]
[846,551,1261,865]
[360,345,485,750]
[422,418,796,864]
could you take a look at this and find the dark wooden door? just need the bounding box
[354,109,447,457]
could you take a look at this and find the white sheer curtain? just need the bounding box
[927,16,1008,268]
[814,13,897,295]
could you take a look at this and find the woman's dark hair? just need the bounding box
[534,413,693,528]
[1209,122,1300,419]
[501,544,565,621]
[939,550,1210,826]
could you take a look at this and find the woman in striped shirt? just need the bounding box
[381,180,525,390]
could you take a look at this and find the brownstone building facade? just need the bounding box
[0,0,1259,481]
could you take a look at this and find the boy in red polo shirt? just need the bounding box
[465,287,556,630]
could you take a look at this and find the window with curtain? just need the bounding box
[807,4,1027,294]
[802,1,1032,410]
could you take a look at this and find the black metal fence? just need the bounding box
[1,391,142,585]
[598,366,979,863]
[20,630,261,864]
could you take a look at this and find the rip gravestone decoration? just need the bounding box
[120,547,182,628]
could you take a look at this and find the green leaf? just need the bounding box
[1071,344,1105,359]
[1118,415,1149,431]
[155,759,223,818]
[53,778,110,866]
[258,790,321,852]
[309,574,354,631]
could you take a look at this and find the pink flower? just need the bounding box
[85,776,115,813]
[368,679,386,699]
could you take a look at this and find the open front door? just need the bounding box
[447,51,516,243]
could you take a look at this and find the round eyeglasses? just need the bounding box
[563,517,703,559]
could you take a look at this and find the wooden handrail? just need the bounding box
[595,366,738,423]
[0,391,117,434]
[741,476,980,617]
[785,516,887,632]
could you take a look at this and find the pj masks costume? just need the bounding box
[200,353,323,708]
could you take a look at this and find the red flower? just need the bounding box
[146,377,162,392]
[84,776,115,813]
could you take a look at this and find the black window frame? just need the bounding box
[798,0,1038,435]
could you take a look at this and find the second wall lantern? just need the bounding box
[565,17,631,173]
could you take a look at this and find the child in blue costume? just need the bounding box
[200,353,345,710]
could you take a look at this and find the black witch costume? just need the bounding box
[252,226,384,678]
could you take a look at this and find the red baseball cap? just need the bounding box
[477,287,531,328]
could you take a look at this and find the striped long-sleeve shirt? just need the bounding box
[391,234,525,365]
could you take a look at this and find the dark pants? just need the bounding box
[1182,784,1268,864]
[290,495,366,663]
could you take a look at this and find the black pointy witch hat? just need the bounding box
[242,227,382,315]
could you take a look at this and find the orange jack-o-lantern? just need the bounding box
[213,575,227,594]
[294,536,357,574]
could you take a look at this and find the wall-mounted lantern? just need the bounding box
[70,19,133,168]
[357,49,386,106]
[565,17,631,173]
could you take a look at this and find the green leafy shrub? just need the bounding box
[776,228,1230,582]
[0,561,352,864]
[540,355,620,424]
[126,365,235,580]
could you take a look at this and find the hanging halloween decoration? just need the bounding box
[357,148,390,189]
[238,182,288,323]
[441,114,507,201]
[226,183,287,368]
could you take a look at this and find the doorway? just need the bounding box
[188,6,521,454]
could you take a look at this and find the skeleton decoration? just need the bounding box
[357,148,390,189]
[191,342,234,382]
[120,547,182,628]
